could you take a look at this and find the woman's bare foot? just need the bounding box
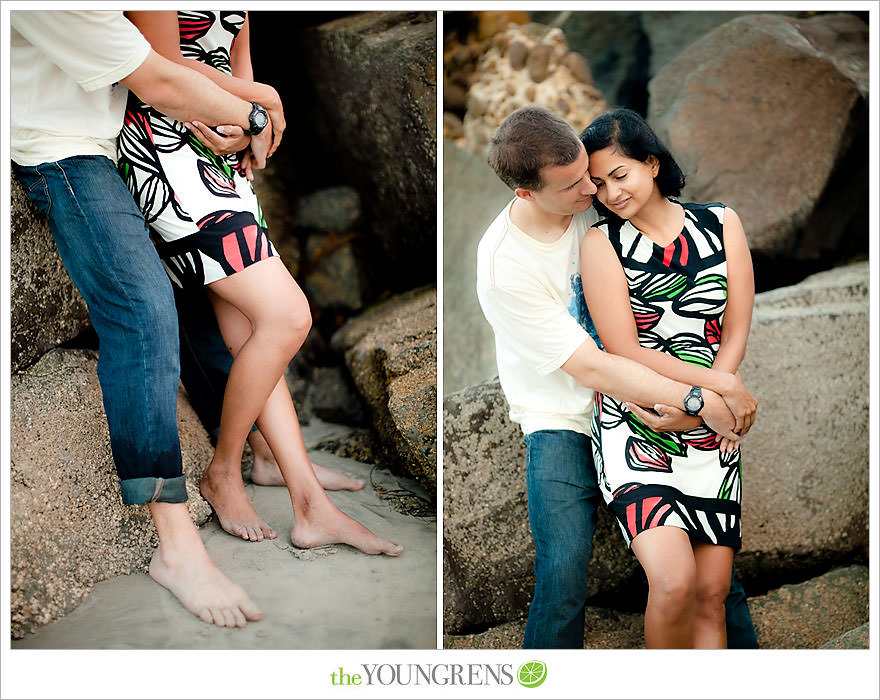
[200,467,277,541]
[149,545,262,627]
[290,496,403,556]
[249,436,365,491]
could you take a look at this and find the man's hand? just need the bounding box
[624,402,701,432]
[185,121,249,155]
[719,371,757,437]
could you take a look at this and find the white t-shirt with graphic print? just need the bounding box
[477,199,601,436]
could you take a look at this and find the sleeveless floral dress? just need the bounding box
[117,10,277,289]
[591,202,742,550]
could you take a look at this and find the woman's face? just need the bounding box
[587,146,660,219]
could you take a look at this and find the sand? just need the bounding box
[10,448,437,650]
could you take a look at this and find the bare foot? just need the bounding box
[290,496,403,556]
[149,546,262,627]
[200,468,277,541]
[250,451,365,492]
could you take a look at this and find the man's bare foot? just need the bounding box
[149,546,262,627]
[290,496,403,556]
[250,450,365,492]
[200,468,277,541]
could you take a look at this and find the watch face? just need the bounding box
[254,111,268,128]
[685,396,700,411]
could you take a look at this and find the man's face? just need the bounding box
[518,144,597,216]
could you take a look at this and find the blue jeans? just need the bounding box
[13,156,186,504]
[174,284,232,444]
[522,429,758,648]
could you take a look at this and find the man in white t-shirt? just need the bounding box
[476,106,758,648]
[10,10,281,628]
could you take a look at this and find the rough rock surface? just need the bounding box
[303,232,366,312]
[461,21,607,158]
[821,622,869,650]
[442,139,513,394]
[444,565,868,649]
[332,287,437,495]
[10,174,91,373]
[295,186,361,234]
[299,12,436,293]
[648,13,868,263]
[640,10,802,77]
[11,349,214,639]
[443,263,868,633]
[748,565,869,649]
[735,261,869,587]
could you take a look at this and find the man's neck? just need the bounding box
[510,198,573,244]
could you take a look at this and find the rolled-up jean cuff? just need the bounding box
[120,476,188,505]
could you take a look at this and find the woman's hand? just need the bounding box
[719,371,757,437]
[624,402,702,432]
[185,121,250,155]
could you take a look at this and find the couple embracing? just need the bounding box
[477,105,758,649]
[12,10,401,631]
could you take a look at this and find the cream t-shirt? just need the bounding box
[476,200,601,436]
[10,11,152,166]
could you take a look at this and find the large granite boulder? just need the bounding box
[441,139,513,395]
[648,13,868,265]
[461,21,607,158]
[443,262,868,633]
[10,175,90,373]
[298,12,436,293]
[11,349,214,639]
[736,261,869,586]
[332,287,437,495]
[748,565,869,649]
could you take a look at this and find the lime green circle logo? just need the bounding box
[517,660,547,688]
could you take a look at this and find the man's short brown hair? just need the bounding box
[487,106,583,191]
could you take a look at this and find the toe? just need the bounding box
[241,597,263,621]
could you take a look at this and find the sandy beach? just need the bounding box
[11,445,437,650]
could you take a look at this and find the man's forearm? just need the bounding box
[121,51,251,129]
[563,342,690,409]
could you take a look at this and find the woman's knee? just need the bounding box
[695,578,731,613]
[650,568,696,610]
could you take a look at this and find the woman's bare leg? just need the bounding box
[631,526,696,648]
[692,542,733,648]
[199,258,310,541]
[207,259,402,555]
[248,428,365,491]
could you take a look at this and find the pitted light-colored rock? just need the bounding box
[10,174,91,373]
[11,349,214,639]
[749,565,868,649]
[648,13,868,262]
[461,21,608,157]
[332,287,437,494]
[821,622,869,649]
[443,263,868,632]
[736,262,868,584]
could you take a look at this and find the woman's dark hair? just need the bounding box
[579,108,686,216]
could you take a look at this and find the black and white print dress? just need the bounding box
[591,202,742,550]
[117,10,277,288]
